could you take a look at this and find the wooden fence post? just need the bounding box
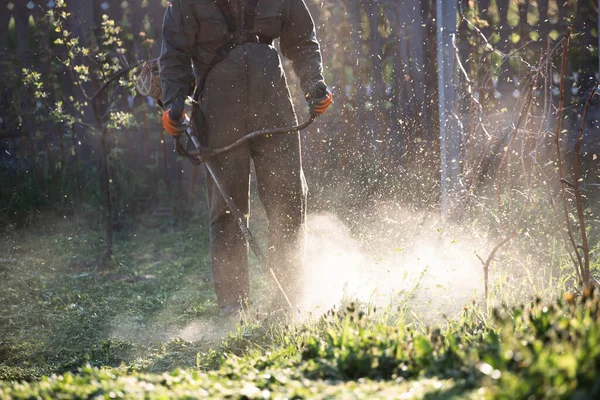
[437,0,461,215]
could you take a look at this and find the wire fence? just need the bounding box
[0,0,598,224]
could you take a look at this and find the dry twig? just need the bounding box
[572,83,599,285]
[553,28,585,283]
[476,233,517,306]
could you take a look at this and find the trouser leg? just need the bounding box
[252,132,307,308]
[247,61,307,308]
[206,148,251,308]
[200,56,252,309]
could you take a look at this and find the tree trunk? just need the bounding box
[177,157,183,201]
[576,0,598,94]
[421,0,440,146]
[0,1,10,53]
[160,129,171,195]
[477,0,493,38]
[189,164,198,205]
[93,93,113,266]
[13,0,28,57]
[71,128,83,207]
[496,0,511,50]
[518,0,529,44]
[396,0,427,162]
[537,0,552,44]
[99,122,114,265]
[347,0,367,159]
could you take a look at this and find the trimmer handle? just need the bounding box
[177,115,317,163]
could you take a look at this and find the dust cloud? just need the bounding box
[110,210,488,344]
[300,212,486,322]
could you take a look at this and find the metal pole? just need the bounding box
[437,0,460,215]
[436,0,448,212]
[203,161,293,309]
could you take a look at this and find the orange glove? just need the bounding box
[162,103,186,137]
[308,82,333,116]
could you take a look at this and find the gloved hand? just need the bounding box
[162,101,187,137]
[307,81,333,116]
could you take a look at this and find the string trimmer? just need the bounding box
[137,59,316,309]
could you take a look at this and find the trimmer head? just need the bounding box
[136,58,162,106]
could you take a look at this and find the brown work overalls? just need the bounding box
[160,0,324,308]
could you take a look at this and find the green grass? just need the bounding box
[0,213,231,381]
[1,216,600,399]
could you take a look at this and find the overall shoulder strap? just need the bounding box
[243,0,260,31]
[199,0,268,97]
[215,0,237,32]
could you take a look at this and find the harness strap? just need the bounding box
[215,0,237,32]
[215,34,272,58]
[211,0,269,69]
[244,0,260,31]
[195,0,268,97]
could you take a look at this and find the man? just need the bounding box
[159,0,332,315]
